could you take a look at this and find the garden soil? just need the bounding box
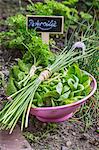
[0,0,99,150]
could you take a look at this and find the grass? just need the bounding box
[75,92,98,131]
[75,50,99,130]
[23,121,58,143]
[80,51,99,80]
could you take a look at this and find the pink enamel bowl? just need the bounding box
[30,72,97,122]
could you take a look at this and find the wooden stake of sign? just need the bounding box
[41,33,49,44]
[26,15,64,45]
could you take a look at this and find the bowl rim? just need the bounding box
[31,71,97,110]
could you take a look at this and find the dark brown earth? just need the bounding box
[23,116,99,150]
[0,1,99,150]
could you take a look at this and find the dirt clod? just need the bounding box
[80,133,90,140]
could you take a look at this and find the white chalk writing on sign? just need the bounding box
[29,19,57,30]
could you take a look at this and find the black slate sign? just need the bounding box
[26,15,64,33]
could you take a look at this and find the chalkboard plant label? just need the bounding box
[26,15,64,34]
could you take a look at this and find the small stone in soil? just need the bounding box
[72,132,76,136]
[66,141,72,147]
[61,146,68,150]
[42,123,47,128]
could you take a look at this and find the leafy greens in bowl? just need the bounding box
[30,68,97,123]
[31,64,92,107]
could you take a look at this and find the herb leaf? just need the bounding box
[56,82,63,95]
